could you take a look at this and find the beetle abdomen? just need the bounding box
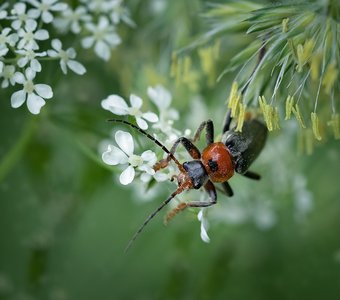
[221,119,267,174]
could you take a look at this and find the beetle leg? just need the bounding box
[221,181,234,197]
[222,109,232,133]
[192,119,214,145]
[242,170,261,180]
[186,180,217,208]
[153,137,201,171]
[165,180,217,223]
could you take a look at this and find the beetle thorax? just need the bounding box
[201,142,234,182]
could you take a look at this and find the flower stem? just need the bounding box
[0,116,37,182]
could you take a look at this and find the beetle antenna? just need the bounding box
[108,119,183,169]
[125,187,183,253]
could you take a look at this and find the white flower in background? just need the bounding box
[17,19,49,50]
[101,94,159,130]
[11,67,53,114]
[16,49,46,72]
[0,62,3,73]
[25,0,68,24]
[53,6,91,34]
[81,0,114,13]
[47,39,86,75]
[0,65,16,88]
[109,0,135,26]
[9,2,39,30]
[102,130,157,185]
[198,209,210,243]
[147,85,180,135]
[0,27,19,53]
[81,16,121,61]
[0,3,8,20]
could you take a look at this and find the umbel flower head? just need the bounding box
[0,0,133,115]
[102,130,157,185]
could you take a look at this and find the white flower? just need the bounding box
[16,49,46,72]
[197,209,210,243]
[147,85,179,132]
[53,6,90,34]
[11,68,53,114]
[81,16,121,61]
[47,39,86,75]
[9,3,39,30]
[109,0,135,27]
[102,130,157,185]
[17,19,49,50]
[0,61,3,73]
[0,65,16,88]
[101,94,159,130]
[25,0,68,24]
[0,3,8,20]
[0,27,19,53]
[81,0,114,13]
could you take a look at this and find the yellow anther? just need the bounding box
[311,112,322,140]
[327,113,340,140]
[282,18,289,33]
[292,103,306,128]
[235,103,246,132]
[296,39,314,72]
[285,95,294,120]
[322,63,338,95]
[227,81,239,108]
[310,53,321,81]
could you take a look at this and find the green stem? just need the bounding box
[0,116,37,182]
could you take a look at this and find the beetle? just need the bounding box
[109,110,268,251]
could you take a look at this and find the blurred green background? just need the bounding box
[1,0,340,299]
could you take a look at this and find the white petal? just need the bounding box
[27,93,45,114]
[42,11,53,23]
[30,59,41,72]
[47,49,58,57]
[11,90,26,108]
[94,40,110,61]
[34,29,49,40]
[13,72,25,84]
[142,112,158,123]
[51,38,62,51]
[119,166,135,185]
[136,117,148,130]
[67,60,86,75]
[81,36,94,49]
[17,57,28,68]
[104,33,121,46]
[66,48,76,59]
[25,67,36,80]
[141,150,157,162]
[34,84,53,98]
[154,172,169,182]
[51,3,68,11]
[115,130,134,156]
[102,144,127,165]
[101,95,128,115]
[25,19,37,31]
[147,85,172,109]
[130,94,142,109]
[60,60,67,74]
[28,8,40,19]
[138,165,155,175]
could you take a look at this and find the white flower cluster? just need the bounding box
[54,0,134,61]
[0,0,132,114]
[101,84,211,242]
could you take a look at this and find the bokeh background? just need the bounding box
[1,0,340,299]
